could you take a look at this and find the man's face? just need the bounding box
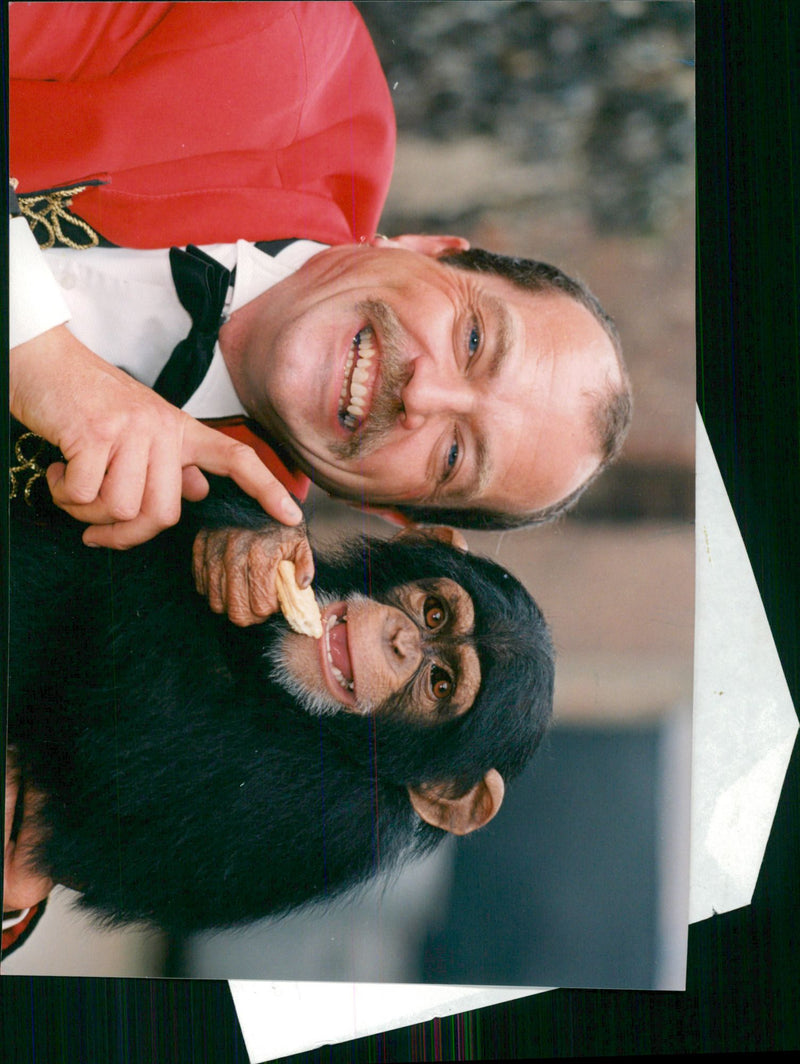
[229,237,621,515]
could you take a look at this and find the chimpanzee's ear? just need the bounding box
[407,769,504,835]
[390,525,470,553]
[4,765,55,910]
[342,503,470,549]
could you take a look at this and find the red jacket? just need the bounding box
[10,2,396,495]
[10,1,395,248]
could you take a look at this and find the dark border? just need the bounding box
[3,0,799,1060]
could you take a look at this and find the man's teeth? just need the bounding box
[340,326,376,428]
[325,613,353,693]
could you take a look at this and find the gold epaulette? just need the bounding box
[16,182,103,250]
[9,433,50,505]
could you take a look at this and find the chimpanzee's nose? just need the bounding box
[386,610,422,675]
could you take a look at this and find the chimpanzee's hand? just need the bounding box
[193,523,315,627]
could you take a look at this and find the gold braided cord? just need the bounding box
[17,186,100,250]
[9,432,49,504]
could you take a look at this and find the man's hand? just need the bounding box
[193,523,315,626]
[10,325,303,548]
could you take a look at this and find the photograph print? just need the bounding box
[4,0,695,991]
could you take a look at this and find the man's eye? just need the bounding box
[467,320,481,357]
[446,438,459,471]
[423,595,446,629]
[429,664,454,701]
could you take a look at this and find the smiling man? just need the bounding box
[9,1,630,548]
[11,232,628,538]
[219,235,628,529]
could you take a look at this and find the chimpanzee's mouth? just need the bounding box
[321,604,355,700]
[338,326,377,431]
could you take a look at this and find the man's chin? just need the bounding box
[288,450,370,503]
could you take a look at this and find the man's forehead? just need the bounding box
[480,294,614,513]
[454,274,617,409]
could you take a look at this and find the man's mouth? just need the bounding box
[321,604,356,704]
[339,326,378,431]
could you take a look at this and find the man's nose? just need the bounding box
[398,359,472,431]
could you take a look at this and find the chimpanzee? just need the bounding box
[6,474,554,937]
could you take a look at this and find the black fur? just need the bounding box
[8,476,553,936]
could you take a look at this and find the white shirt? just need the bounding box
[9,216,71,345]
[2,907,31,933]
[10,224,326,417]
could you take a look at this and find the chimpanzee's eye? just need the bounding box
[429,664,453,701]
[423,595,446,629]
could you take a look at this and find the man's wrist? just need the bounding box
[10,216,72,348]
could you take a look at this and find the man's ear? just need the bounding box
[369,233,470,257]
[390,524,469,553]
[408,769,504,836]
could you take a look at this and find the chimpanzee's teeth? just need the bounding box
[329,663,354,692]
[324,612,353,692]
[339,326,376,429]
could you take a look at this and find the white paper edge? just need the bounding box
[229,408,798,1061]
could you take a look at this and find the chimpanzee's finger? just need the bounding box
[192,530,209,596]
[291,534,315,589]
[241,548,280,623]
[205,555,226,614]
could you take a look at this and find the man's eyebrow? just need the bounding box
[444,434,491,503]
[444,297,513,503]
[484,295,514,378]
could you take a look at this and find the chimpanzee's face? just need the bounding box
[269,578,481,723]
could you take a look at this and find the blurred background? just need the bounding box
[5,1,695,988]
